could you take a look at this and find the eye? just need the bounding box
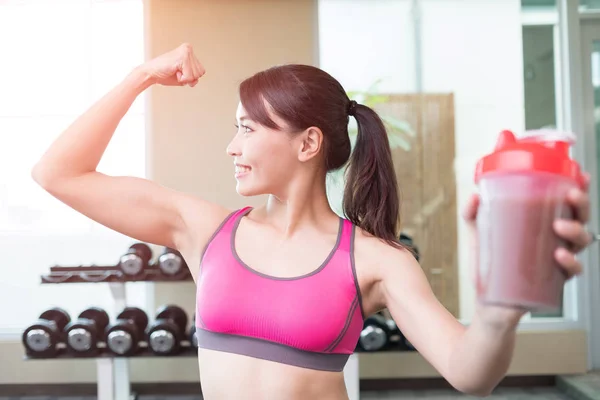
[234,124,253,135]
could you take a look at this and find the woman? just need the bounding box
[32,43,592,399]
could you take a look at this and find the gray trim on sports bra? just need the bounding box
[196,328,351,372]
[198,208,239,268]
[349,224,366,319]
[230,207,345,281]
[324,295,359,352]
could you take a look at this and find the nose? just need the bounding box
[226,135,241,157]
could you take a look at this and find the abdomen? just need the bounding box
[197,349,349,400]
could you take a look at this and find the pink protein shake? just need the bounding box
[474,130,584,312]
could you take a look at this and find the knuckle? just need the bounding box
[584,194,591,205]
[586,232,594,245]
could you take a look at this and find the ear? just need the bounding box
[297,127,323,162]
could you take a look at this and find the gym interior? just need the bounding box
[2,0,600,399]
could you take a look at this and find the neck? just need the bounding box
[262,173,339,237]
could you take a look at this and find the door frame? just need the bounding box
[577,17,600,371]
[518,3,597,336]
[558,0,600,370]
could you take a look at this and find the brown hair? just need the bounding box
[239,64,403,250]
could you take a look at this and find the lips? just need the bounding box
[234,163,251,178]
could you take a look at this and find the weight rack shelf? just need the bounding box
[40,264,193,284]
[25,346,410,362]
[24,345,199,360]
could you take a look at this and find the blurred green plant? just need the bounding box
[346,78,415,151]
[326,79,416,217]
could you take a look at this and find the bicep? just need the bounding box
[379,251,466,378]
[34,171,231,253]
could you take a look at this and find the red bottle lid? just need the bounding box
[474,130,584,187]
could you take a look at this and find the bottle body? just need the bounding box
[476,171,576,311]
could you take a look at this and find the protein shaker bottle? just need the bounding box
[474,129,584,311]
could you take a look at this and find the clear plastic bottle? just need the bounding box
[474,130,584,311]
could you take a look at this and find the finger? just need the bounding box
[187,53,204,87]
[194,57,206,78]
[179,53,195,84]
[582,172,591,192]
[462,193,480,222]
[553,219,592,252]
[181,63,194,84]
[176,43,194,83]
[187,56,204,88]
[567,187,590,223]
[189,56,201,81]
[555,247,582,278]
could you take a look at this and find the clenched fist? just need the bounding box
[141,43,205,87]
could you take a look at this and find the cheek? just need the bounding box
[268,149,298,179]
[252,141,296,173]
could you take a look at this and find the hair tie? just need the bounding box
[347,100,357,116]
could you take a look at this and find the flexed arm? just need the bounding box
[32,43,231,279]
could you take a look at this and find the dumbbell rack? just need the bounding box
[100,281,138,400]
[36,262,361,400]
[35,261,195,400]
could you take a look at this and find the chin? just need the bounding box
[235,182,265,197]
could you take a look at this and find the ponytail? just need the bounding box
[237,64,407,251]
[343,104,404,250]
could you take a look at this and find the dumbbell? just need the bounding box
[399,233,420,261]
[147,305,188,355]
[384,316,417,352]
[404,337,416,351]
[358,313,391,351]
[118,243,152,276]
[189,318,198,348]
[105,307,149,356]
[22,307,71,358]
[158,247,187,276]
[64,307,109,356]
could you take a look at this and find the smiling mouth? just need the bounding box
[235,164,251,177]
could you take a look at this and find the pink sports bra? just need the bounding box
[194,207,365,372]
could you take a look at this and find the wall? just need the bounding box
[0,0,318,384]
[318,0,526,321]
[145,0,318,347]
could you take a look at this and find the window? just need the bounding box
[522,25,558,130]
[318,0,581,327]
[0,0,148,335]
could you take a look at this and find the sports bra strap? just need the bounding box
[221,206,252,231]
[338,219,354,253]
[232,206,252,220]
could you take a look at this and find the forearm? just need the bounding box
[32,67,153,181]
[446,307,521,397]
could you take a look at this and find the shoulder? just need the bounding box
[352,226,418,275]
[177,196,235,237]
[175,198,237,253]
[352,226,424,312]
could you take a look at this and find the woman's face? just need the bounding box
[226,102,303,198]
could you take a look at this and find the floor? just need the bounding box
[558,371,600,400]
[0,388,574,400]
[361,387,572,399]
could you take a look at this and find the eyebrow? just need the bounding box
[237,116,255,125]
